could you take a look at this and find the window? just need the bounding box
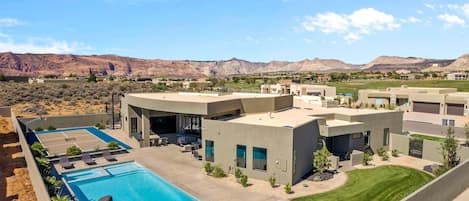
[205,140,214,162]
[449,120,455,127]
[364,131,371,146]
[253,147,267,171]
[442,119,448,126]
[383,128,389,146]
[130,118,138,133]
[236,145,246,168]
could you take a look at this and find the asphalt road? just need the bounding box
[403,120,466,139]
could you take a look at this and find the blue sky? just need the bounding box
[0,0,468,64]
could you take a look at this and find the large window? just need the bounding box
[236,145,246,168]
[383,128,389,146]
[184,115,201,134]
[130,117,138,133]
[205,140,214,162]
[253,147,267,171]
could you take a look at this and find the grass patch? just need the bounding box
[293,166,433,201]
[328,80,469,100]
[410,134,449,143]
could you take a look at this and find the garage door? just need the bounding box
[413,102,440,114]
[447,104,464,116]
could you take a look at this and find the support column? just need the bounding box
[142,109,150,147]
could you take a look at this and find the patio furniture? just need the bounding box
[192,150,202,160]
[59,156,74,169]
[103,150,117,161]
[191,141,201,149]
[82,153,96,165]
[150,138,160,146]
[161,137,168,146]
[181,144,193,152]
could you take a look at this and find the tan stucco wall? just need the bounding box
[292,121,320,183]
[390,133,410,154]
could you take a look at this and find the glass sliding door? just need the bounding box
[236,145,246,168]
[184,115,201,134]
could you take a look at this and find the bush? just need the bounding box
[95,122,105,129]
[269,174,276,188]
[45,176,62,195]
[433,166,449,176]
[234,168,242,179]
[35,127,44,131]
[377,147,386,157]
[66,145,82,156]
[204,162,213,175]
[240,175,248,187]
[31,142,46,157]
[107,141,120,150]
[35,157,51,175]
[51,195,72,201]
[212,165,226,178]
[284,182,293,194]
[381,152,389,161]
[47,125,56,130]
[363,152,372,166]
[391,149,399,157]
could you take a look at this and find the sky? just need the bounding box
[0,0,468,64]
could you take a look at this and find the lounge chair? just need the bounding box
[59,156,74,169]
[82,153,96,165]
[103,150,117,161]
[192,150,202,160]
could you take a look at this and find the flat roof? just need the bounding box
[293,99,394,115]
[326,119,363,127]
[127,92,282,103]
[226,108,321,128]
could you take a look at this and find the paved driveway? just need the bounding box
[403,120,466,138]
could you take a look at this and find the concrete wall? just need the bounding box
[202,119,295,184]
[10,113,51,201]
[292,120,320,184]
[390,133,410,154]
[403,159,469,201]
[20,113,112,130]
[0,106,11,117]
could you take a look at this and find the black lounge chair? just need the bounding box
[59,156,74,169]
[102,150,117,162]
[82,153,96,165]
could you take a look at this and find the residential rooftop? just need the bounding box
[127,92,282,103]
[225,108,321,128]
[293,99,396,115]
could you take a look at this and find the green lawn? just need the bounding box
[293,166,433,201]
[328,80,469,100]
[410,134,448,143]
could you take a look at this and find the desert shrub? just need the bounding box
[204,162,213,175]
[433,166,449,176]
[107,141,120,150]
[95,122,106,129]
[363,152,372,166]
[51,195,72,201]
[66,145,82,156]
[212,165,226,178]
[47,125,56,130]
[376,147,386,157]
[234,168,242,179]
[269,174,276,188]
[44,176,62,195]
[31,142,46,157]
[391,149,400,157]
[35,127,44,131]
[240,175,248,187]
[381,152,389,161]
[35,157,51,175]
[284,182,293,194]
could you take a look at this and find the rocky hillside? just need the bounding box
[423,54,469,72]
[0,52,358,77]
[362,56,454,72]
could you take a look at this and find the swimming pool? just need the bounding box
[62,162,197,201]
[35,127,132,150]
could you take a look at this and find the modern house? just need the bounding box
[120,92,402,184]
[261,83,336,97]
[447,72,468,80]
[358,85,469,116]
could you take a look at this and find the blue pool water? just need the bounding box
[62,162,197,201]
[35,127,132,150]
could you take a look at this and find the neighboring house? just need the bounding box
[261,83,336,97]
[447,72,468,80]
[400,74,416,80]
[316,74,331,83]
[358,85,469,116]
[121,92,402,184]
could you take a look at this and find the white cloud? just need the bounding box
[425,3,435,10]
[463,4,469,17]
[0,18,22,27]
[417,10,424,15]
[407,16,422,23]
[302,8,400,42]
[0,37,91,54]
[438,14,465,27]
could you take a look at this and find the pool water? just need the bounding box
[63,162,197,201]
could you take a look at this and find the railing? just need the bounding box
[10,112,51,201]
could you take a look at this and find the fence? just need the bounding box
[403,159,469,201]
[19,113,114,130]
[10,112,51,201]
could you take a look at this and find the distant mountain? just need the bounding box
[423,54,469,72]
[361,56,454,72]
[0,53,358,77]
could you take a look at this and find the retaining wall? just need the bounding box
[20,113,114,130]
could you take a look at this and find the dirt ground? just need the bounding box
[12,101,107,118]
[0,117,37,201]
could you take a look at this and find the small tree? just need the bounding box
[313,146,332,174]
[240,175,248,187]
[441,126,460,169]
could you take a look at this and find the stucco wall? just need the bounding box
[403,159,469,201]
[292,121,320,184]
[0,106,11,117]
[390,133,410,154]
[202,119,295,184]
[20,113,113,130]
